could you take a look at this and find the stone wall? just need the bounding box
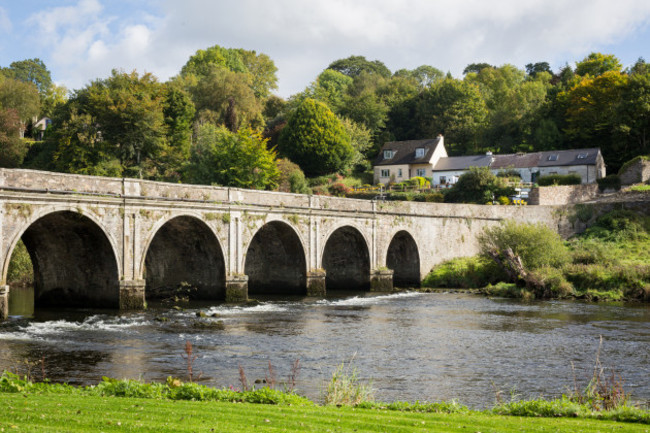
[528,184,599,205]
[619,159,650,185]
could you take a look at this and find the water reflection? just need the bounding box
[1,287,648,407]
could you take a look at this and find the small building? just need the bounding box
[373,136,606,185]
[373,135,447,184]
[33,117,52,141]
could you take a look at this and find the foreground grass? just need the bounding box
[1,393,648,433]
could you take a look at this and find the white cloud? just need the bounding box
[0,7,12,34]
[20,0,650,96]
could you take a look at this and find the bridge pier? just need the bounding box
[225,275,248,302]
[370,269,394,292]
[119,280,146,310]
[0,285,8,320]
[306,270,326,297]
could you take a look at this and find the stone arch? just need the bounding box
[322,225,370,290]
[143,215,226,300]
[386,230,421,287]
[5,209,121,308]
[244,220,307,295]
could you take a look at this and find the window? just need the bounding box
[440,176,447,185]
[548,154,558,161]
[577,153,588,159]
[415,148,425,158]
[416,168,426,177]
[398,169,403,177]
[381,169,390,177]
[384,150,394,159]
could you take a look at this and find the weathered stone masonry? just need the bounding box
[0,169,578,320]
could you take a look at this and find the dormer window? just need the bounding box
[384,150,395,159]
[548,154,558,161]
[415,148,425,158]
[577,153,588,159]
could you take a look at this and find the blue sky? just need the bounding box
[2,0,650,97]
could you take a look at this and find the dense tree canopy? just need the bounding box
[278,98,352,176]
[186,124,279,189]
[327,55,391,78]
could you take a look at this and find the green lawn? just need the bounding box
[1,393,648,433]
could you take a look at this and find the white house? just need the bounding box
[373,136,606,185]
[373,135,447,184]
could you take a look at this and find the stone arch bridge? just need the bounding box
[0,169,571,319]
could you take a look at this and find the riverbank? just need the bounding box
[1,375,648,432]
[423,208,650,302]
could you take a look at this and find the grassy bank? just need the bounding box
[1,372,648,432]
[1,391,649,432]
[423,209,650,301]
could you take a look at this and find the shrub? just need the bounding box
[324,360,373,406]
[276,158,311,194]
[537,173,582,186]
[582,209,650,241]
[569,238,618,265]
[597,174,621,191]
[444,166,504,204]
[422,256,507,288]
[328,182,350,197]
[497,196,510,205]
[478,220,570,271]
[527,266,574,298]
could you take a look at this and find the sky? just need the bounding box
[1,0,650,97]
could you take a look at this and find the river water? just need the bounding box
[1,288,649,407]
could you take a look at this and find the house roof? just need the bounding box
[491,153,541,169]
[374,137,443,166]
[537,148,600,167]
[432,155,492,171]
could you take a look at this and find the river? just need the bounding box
[1,287,648,407]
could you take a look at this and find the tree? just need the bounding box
[327,55,391,78]
[2,58,52,95]
[0,77,41,123]
[278,98,352,176]
[49,70,172,178]
[0,108,29,167]
[191,67,264,131]
[394,65,444,89]
[339,117,373,171]
[628,57,650,76]
[181,45,278,99]
[575,52,622,77]
[444,166,507,204]
[463,63,494,75]
[525,62,551,78]
[161,84,196,180]
[186,124,279,190]
[276,158,310,194]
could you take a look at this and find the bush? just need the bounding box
[478,220,570,270]
[497,196,510,205]
[324,361,373,406]
[527,266,574,298]
[276,158,311,194]
[582,209,650,241]
[597,174,621,191]
[422,256,507,288]
[328,182,351,197]
[537,173,582,186]
[444,166,504,204]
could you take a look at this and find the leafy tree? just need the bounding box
[190,67,263,131]
[0,108,29,167]
[463,63,494,75]
[181,45,278,99]
[399,78,488,155]
[276,158,310,194]
[278,98,352,176]
[327,55,391,78]
[614,72,650,164]
[2,58,52,95]
[444,166,507,204]
[478,220,570,271]
[49,70,171,178]
[562,71,627,169]
[339,117,373,171]
[525,62,551,78]
[161,84,196,180]
[41,84,68,118]
[628,57,650,76]
[340,72,390,135]
[575,52,622,77]
[186,124,279,190]
[394,65,444,88]
[0,77,41,123]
